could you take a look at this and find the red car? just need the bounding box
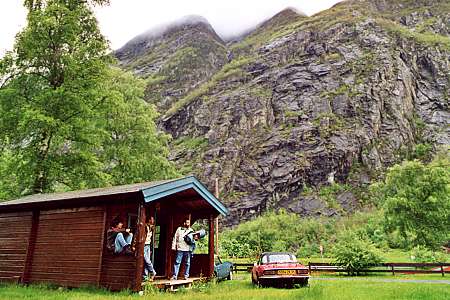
[251,252,309,288]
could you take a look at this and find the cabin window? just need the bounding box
[127,213,138,232]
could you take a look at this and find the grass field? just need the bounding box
[1,274,449,300]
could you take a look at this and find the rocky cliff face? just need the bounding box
[117,0,450,226]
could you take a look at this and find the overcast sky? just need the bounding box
[0,0,343,56]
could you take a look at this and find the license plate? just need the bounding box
[277,270,296,275]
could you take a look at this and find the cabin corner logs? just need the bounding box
[0,177,227,291]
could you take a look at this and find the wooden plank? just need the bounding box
[37,222,104,230]
[0,231,33,238]
[30,272,98,281]
[0,270,23,276]
[134,203,146,292]
[39,209,103,218]
[97,207,107,286]
[34,237,103,244]
[35,242,100,252]
[0,223,32,230]
[0,276,21,283]
[0,215,33,222]
[0,211,33,218]
[0,260,26,267]
[31,256,101,264]
[29,278,97,286]
[30,259,101,267]
[0,253,27,259]
[40,207,103,215]
[30,266,99,274]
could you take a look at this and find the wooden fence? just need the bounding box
[232,262,450,277]
[308,262,450,276]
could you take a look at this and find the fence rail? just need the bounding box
[308,262,450,276]
[232,262,450,277]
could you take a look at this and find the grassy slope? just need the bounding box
[1,274,449,300]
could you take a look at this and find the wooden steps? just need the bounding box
[143,277,204,292]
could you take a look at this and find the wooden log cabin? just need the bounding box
[0,176,228,291]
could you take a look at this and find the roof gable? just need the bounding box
[142,176,228,216]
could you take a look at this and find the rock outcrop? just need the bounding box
[117,0,450,226]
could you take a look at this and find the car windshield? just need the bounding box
[262,253,297,264]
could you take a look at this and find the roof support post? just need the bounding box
[208,215,215,277]
[22,210,39,283]
[214,178,219,255]
[133,202,146,292]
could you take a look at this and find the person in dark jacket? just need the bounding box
[107,217,133,255]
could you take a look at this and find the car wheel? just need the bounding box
[299,278,309,287]
[227,271,233,280]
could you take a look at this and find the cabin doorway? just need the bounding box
[147,207,168,278]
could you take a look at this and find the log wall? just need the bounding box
[0,211,33,282]
[28,207,105,287]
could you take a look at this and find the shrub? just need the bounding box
[333,230,383,275]
[410,246,448,263]
[221,237,252,258]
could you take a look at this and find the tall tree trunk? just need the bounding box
[32,132,52,194]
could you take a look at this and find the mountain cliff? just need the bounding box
[117,0,450,225]
[116,15,228,111]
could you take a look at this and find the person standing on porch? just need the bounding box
[171,219,194,280]
[143,216,157,281]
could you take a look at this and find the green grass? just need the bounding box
[1,274,449,300]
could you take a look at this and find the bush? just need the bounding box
[220,210,331,258]
[410,246,448,263]
[333,230,383,275]
[220,237,252,258]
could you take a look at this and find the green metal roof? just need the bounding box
[0,176,228,216]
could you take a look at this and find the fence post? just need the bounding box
[308,263,311,274]
[441,265,445,277]
[391,264,395,276]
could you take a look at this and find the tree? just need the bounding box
[0,0,177,199]
[378,157,450,249]
[97,67,178,185]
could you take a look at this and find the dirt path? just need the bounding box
[312,277,450,285]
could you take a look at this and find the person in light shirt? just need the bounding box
[143,216,157,281]
[171,219,193,280]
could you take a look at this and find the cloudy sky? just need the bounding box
[0,0,343,55]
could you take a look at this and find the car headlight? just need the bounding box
[263,270,276,275]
